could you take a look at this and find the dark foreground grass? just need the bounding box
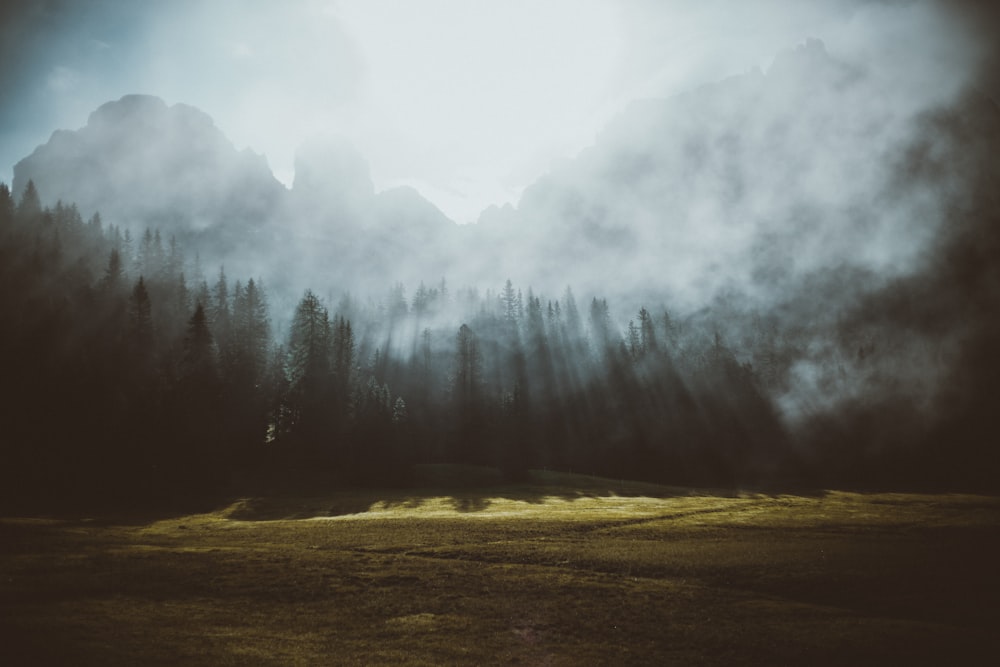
[2,468,999,665]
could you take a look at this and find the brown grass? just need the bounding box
[2,468,999,665]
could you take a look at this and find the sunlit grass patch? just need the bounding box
[213,466,723,525]
[357,492,684,520]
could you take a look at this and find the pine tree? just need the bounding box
[286,290,336,454]
[638,307,657,356]
[263,344,292,444]
[211,267,231,350]
[288,290,331,388]
[589,297,612,348]
[331,314,354,396]
[454,324,481,404]
[501,279,518,323]
[181,302,216,376]
[387,283,408,322]
[102,248,124,292]
[128,276,153,350]
[662,309,678,349]
[413,281,431,317]
[244,279,271,376]
[121,229,134,278]
[87,212,103,237]
[16,180,41,220]
[627,320,641,360]
[138,228,155,278]
[172,301,225,486]
[452,323,484,461]
[0,182,13,225]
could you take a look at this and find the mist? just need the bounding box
[2,0,1000,493]
[4,1,994,218]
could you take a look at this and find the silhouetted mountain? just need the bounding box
[13,95,285,254]
[287,139,456,237]
[369,186,456,271]
[256,139,459,298]
[12,96,463,296]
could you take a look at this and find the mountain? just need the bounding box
[13,95,285,255]
[9,42,998,310]
[288,137,456,236]
[12,95,461,294]
[255,138,460,296]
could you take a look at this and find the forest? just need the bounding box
[2,173,996,510]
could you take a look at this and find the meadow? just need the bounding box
[2,467,999,665]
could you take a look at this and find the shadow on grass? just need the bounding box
[1,464,830,525]
[0,493,234,527]
[222,464,776,521]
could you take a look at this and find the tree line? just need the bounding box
[2,179,990,506]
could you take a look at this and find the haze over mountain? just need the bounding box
[282,136,458,292]
[13,39,997,314]
[14,95,283,249]
[13,94,459,294]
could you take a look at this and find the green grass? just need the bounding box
[2,467,999,665]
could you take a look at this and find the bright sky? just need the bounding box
[0,0,990,223]
[276,0,625,222]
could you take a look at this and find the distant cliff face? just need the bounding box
[13,95,286,238]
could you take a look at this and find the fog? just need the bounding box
[3,1,995,222]
[5,1,997,318]
[2,1,999,490]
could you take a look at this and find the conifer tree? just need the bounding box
[181,302,216,377]
[211,267,231,350]
[639,307,657,355]
[102,248,124,292]
[16,180,41,220]
[286,290,335,455]
[0,182,13,225]
[128,276,153,351]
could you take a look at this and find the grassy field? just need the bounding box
[2,466,999,665]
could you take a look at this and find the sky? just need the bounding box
[1,0,997,224]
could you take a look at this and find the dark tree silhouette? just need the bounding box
[2,175,997,508]
[16,180,41,219]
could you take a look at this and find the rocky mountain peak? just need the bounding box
[13,95,284,239]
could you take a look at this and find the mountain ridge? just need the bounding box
[14,94,285,232]
[9,41,998,308]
